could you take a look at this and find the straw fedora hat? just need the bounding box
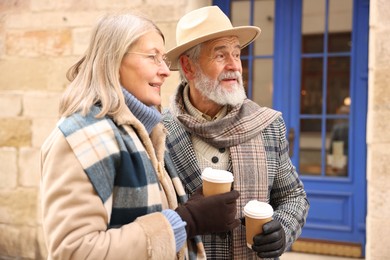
[166,5,261,70]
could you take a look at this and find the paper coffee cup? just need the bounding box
[243,200,274,248]
[201,167,234,197]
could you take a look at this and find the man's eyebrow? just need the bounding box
[213,44,241,52]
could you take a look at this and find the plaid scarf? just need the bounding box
[164,83,281,259]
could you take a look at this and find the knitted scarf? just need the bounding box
[167,83,281,259]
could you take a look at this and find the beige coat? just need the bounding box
[40,108,180,260]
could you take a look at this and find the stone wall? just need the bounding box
[366,0,390,259]
[0,0,210,258]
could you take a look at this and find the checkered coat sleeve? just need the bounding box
[261,116,309,249]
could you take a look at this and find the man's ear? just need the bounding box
[180,55,197,80]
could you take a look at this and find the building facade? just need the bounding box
[0,0,388,259]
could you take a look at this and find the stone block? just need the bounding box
[0,27,4,58]
[32,118,59,148]
[0,58,67,91]
[36,190,43,225]
[6,29,72,57]
[366,143,390,176]
[0,224,37,259]
[23,92,61,118]
[367,144,390,216]
[5,11,104,29]
[0,92,22,117]
[36,225,47,260]
[376,0,390,27]
[137,5,186,22]
[0,0,29,13]
[161,72,180,109]
[0,118,32,147]
[0,147,18,188]
[366,217,390,259]
[157,22,177,51]
[146,0,188,6]
[371,69,390,109]
[0,58,45,91]
[0,188,38,226]
[19,147,40,188]
[375,29,390,69]
[72,27,92,55]
[94,0,143,10]
[31,0,99,12]
[47,58,77,90]
[366,109,390,144]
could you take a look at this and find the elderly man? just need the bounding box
[163,6,309,259]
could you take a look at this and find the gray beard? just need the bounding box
[193,68,246,106]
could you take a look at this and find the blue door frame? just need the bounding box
[214,0,368,255]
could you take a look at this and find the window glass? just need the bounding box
[300,57,323,116]
[299,119,322,176]
[326,118,349,177]
[231,0,275,106]
[302,0,325,53]
[252,59,273,108]
[327,56,350,114]
[253,0,275,55]
[328,0,352,52]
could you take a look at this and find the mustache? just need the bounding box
[218,71,242,81]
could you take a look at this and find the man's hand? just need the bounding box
[252,219,286,258]
[175,188,240,238]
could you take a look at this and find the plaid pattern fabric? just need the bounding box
[58,106,162,227]
[261,117,310,250]
[163,83,309,259]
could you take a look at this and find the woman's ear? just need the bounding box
[180,55,196,80]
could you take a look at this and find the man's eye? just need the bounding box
[215,54,225,61]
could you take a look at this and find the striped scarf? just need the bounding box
[58,106,163,226]
[164,83,281,259]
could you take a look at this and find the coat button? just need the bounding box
[219,148,226,153]
[211,156,219,163]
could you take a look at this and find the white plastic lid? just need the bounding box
[243,200,273,219]
[201,167,234,183]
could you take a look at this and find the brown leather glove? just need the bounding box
[175,188,240,238]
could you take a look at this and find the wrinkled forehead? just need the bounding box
[202,36,241,54]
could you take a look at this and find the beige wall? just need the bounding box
[0,0,388,259]
[367,0,390,258]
